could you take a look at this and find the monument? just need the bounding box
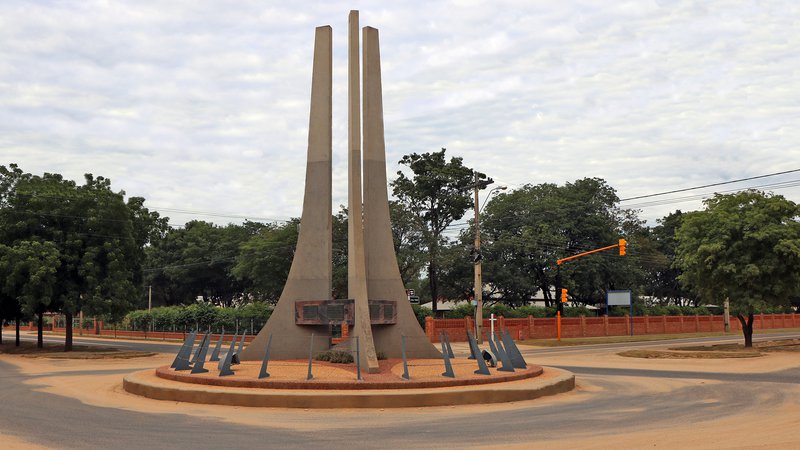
[240,11,440,371]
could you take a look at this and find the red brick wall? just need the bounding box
[425,313,800,342]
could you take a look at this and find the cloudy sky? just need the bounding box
[2,0,798,232]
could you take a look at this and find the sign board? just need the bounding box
[606,290,634,336]
[607,290,631,306]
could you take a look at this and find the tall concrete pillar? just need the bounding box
[241,26,333,360]
[362,26,440,359]
[347,11,380,373]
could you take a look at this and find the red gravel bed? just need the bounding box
[156,358,543,390]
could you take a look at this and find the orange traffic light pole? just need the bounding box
[554,239,627,341]
[556,239,627,266]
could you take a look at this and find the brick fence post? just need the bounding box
[679,315,684,332]
[580,315,586,337]
[498,316,506,334]
[528,315,534,338]
[425,316,435,341]
[644,315,649,334]
[695,314,700,332]
[465,316,474,337]
[603,315,609,336]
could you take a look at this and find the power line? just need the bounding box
[619,168,800,202]
[622,179,800,209]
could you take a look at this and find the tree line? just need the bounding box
[2,151,799,349]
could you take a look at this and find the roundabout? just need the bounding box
[123,358,575,408]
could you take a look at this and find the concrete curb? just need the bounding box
[123,367,575,409]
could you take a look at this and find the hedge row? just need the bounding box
[121,303,272,332]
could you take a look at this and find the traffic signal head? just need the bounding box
[619,238,627,256]
[560,288,568,303]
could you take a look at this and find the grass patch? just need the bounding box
[619,338,800,359]
[619,349,762,359]
[0,341,154,359]
[520,328,800,347]
[671,339,800,353]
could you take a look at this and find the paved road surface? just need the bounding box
[1,331,798,448]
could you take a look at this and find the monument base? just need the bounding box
[123,361,574,408]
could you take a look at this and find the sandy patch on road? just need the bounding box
[495,397,800,449]
[0,432,51,450]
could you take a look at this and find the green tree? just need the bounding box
[332,209,348,299]
[391,148,484,312]
[0,241,60,348]
[641,211,692,306]
[0,167,155,350]
[478,178,642,308]
[231,220,299,303]
[145,221,262,307]
[674,191,800,347]
[389,200,427,287]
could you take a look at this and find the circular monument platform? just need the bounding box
[123,359,575,408]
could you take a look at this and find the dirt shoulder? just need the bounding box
[0,341,154,359]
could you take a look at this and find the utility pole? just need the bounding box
[467,174,495,344]
[148,285,153,332]
[723,298,730,332]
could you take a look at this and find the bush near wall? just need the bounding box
[436,302,794,320]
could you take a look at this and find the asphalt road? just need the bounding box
[1,332,798,449]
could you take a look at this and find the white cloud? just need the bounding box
[1,0,798,229]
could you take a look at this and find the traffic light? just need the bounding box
[619,238,627,256]
[560,288,568,303]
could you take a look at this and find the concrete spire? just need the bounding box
[241,25,333,360]
[362,26,441,359]
[347,10,380,373]
[245,14,438,363]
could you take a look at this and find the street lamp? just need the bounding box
[480,186,506,213]
[469,176,506,344]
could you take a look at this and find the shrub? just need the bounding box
[562,306,592,317]
[444,303,475,319]
[411,304,434,328]
[315,350,354,364]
